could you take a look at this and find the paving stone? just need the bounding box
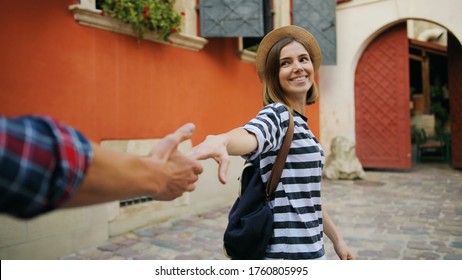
[60,254,81,260]
[151,239,180,250]
[97,243,120,252]
[417,251,441,259]
[93,251,115,260]
[115,238,138,247]
[407,241,434,251]
[443,254,462,260]
[115,247,139,258]
[59,164,462,260]
[450,241,462,248]
[377,248,401,259]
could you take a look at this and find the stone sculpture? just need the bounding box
[323,136,365,180]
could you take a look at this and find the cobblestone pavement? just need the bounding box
[62,163,462,260]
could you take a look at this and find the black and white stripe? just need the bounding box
[243,103,325,259]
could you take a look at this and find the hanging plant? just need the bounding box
[99,0,182,42]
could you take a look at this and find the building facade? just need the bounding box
[1,0,461,259]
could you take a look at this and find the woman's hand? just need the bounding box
[189,134,230,184]
[189,128,258,184]
[333,238,355,260]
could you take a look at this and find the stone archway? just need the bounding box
[319,0,462,168]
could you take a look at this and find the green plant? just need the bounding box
[99,0,182,41]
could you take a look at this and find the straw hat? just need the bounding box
[256,25,322,81]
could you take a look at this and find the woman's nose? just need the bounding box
[293,61,304,72]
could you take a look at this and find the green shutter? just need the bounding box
[199,0,265,37]
[293,0,337,65]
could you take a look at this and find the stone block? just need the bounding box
[0,215,27,247]
[323,136,365,180]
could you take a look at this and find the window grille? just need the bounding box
[120,196,154,207]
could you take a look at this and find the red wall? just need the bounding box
[0,0,320,144]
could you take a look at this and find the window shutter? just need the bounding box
[292,0,337,65]
[199,0,265,37]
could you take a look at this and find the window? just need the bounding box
[199,0,267,37]
[240,0,273,63]
[198,0,336,65]
[292,0,337,65]
[199,0,274,63]
[241,0,273,49]
[69,0,208,51]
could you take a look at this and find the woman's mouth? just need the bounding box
[290,75,307,82]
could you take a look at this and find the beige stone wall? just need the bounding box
[0,203,114,259]
[100,139,243,238]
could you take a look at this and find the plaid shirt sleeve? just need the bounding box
[0,116,93,218]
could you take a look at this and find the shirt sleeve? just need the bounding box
[242,103,290,162]
[0,116,93,218]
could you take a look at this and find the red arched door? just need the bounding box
[355,23,412,170]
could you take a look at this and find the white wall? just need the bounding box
[319,0,462,155]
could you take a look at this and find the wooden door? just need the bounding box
[448,33,462,169]
[355,23,412,170]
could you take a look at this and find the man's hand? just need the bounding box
[148,123,204,200]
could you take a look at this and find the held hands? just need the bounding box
[148,123,204,200]
[64,123,203,207]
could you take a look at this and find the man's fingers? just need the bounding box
[193,163,204,175]
[188,149,209,161]
[152,123,195,160]
[185,183,196,192]
[172,123,196,143]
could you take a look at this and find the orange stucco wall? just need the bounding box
[0,0,320,144]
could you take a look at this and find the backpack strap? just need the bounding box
[265,106,294,201]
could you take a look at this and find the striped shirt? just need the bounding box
[243,103,325,259]
[0,116,93,218]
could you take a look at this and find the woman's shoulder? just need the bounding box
[264,102,287,110]
[256,103,291,128]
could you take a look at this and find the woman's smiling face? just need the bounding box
[278,41,314,101]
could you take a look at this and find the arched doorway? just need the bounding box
[354,20,462,170]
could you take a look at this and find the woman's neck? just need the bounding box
[285,99,306,115]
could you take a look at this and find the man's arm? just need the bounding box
[0,116,93,218]
[0,116,202,218]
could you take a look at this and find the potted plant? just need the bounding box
[97,0,182,41]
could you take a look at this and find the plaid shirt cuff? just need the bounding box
[0,116,93,218]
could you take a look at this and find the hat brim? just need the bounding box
[256,25,322,81]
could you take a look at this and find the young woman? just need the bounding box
[190,25,354,260]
